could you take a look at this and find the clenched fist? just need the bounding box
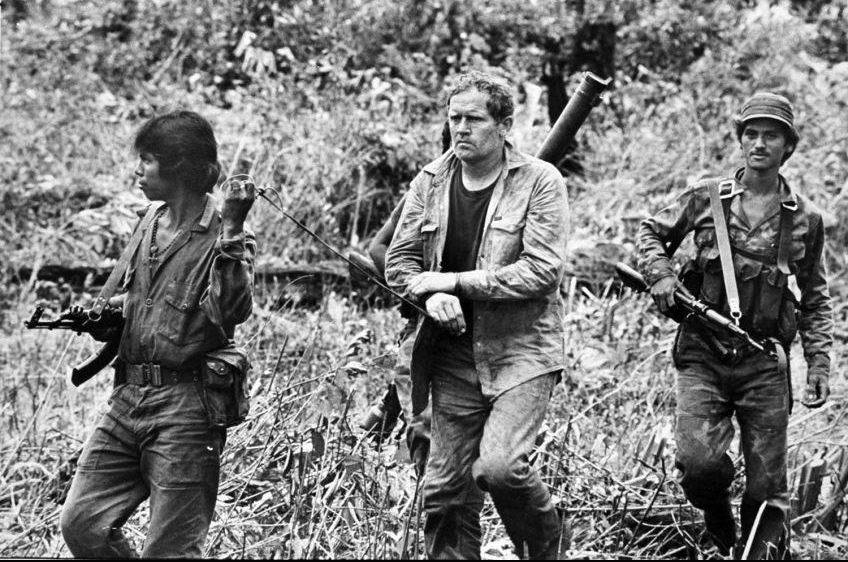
[425,292,466,336]
[221,175,256,236]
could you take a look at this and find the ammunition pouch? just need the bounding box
[757,267,799,349]
[682,252,800,349]
[199,344,251,429]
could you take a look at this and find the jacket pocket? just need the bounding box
[162,280,204,345]
[487,218,525,265]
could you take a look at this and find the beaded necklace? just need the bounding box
[149,207,183,268]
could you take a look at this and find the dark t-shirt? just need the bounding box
[439,169,496,340]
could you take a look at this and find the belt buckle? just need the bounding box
[141,363,162,386]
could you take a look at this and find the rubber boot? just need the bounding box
[737,500,788,560]
[703,499,736,555]
[359,382,402,442]
[529,507,571,560]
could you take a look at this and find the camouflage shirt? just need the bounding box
[386,142,569,406]
[119,194,255,370]
[637,169,833,378]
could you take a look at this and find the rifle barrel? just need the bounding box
[615,262,774,357]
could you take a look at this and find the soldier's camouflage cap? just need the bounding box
[733,92,800,145]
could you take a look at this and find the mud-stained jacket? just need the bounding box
[637,169,833,379]
[119,194,255,370]
[385,143,569,413]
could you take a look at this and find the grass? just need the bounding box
[2,3,847,557]
[1,281,845,559]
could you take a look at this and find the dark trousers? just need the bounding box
[422,337,560,559]
[673,328,790,536]
[60,382,224,558]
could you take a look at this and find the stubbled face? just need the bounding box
[134,152,173,200]
[741,118,792,171]
[448,89,512,166]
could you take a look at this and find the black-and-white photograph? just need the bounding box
[1,0,846,558]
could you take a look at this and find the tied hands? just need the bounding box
[407,272,466,336]
[222,176,257,237]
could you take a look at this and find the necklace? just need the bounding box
[149,207,182,266]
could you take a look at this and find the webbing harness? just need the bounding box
[706,177,795,412]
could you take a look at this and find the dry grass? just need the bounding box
[1,283,845,559]
[2,3,847,558]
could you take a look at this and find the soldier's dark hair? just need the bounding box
[134,110,221,193]
[446,71,514,123]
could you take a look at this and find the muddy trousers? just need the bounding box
[673,331,790,544]
[60,382,224,558]
[422,347,560,560]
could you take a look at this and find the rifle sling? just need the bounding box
[90,202,165,318]
[707,180,742,323]
[777,198,794,275]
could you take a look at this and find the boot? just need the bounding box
[703,499,736,555]
[736,500,788,560]
[532,508,571,560]
[359,383,402,442]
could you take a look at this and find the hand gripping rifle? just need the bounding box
[614,262,784,363]
[24,305,124,387]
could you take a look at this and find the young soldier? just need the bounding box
[386,71,570,559]
[60,110,256,557]
[637,92,832,556]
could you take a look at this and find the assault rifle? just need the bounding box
[24,305,124,386]
[615,262,779,360]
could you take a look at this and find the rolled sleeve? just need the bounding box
[457,167,569,300]
[201,228,256,328]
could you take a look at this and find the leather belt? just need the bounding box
[116,362,201,386]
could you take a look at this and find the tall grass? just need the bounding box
[1,283,846,558]
[2,1,847,558]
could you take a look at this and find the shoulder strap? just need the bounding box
[776,200,796,275]
[89,202,164,319]
[707,179,742,325]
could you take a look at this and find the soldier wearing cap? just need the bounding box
[636,92,833,556]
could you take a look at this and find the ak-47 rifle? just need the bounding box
[24,305,124,386]
[615,262,781,360]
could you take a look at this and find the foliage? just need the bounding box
[1,0,848,559]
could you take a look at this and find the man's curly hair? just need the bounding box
[446,71,514,122]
